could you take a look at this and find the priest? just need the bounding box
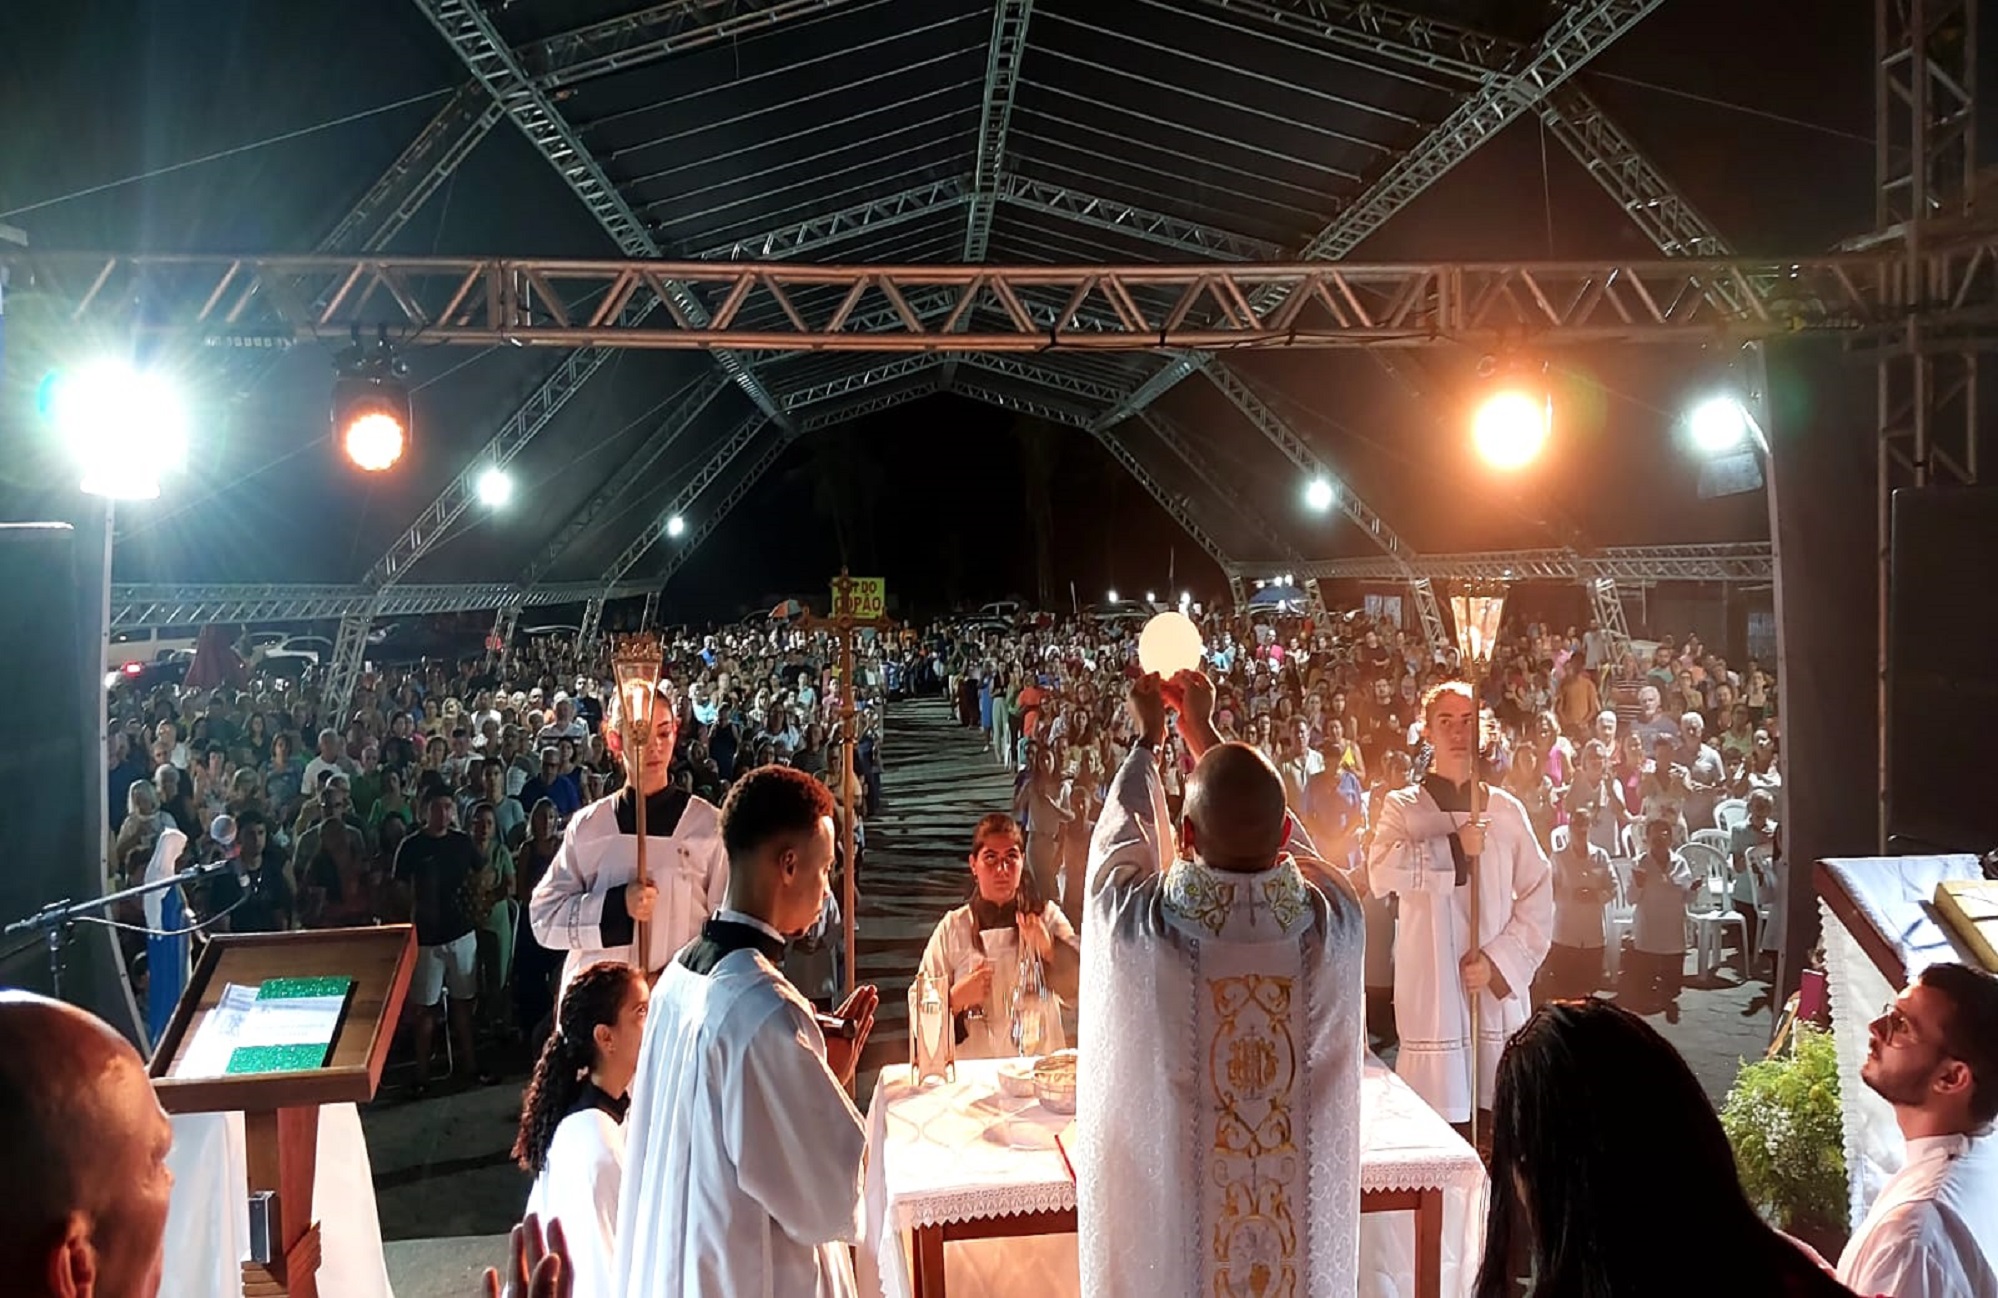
[530,680,728,994]
[1366,680,1552,1133]
[1077,670,1366,1298]
[615,764,878,1297]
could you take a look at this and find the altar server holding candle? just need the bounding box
[1077,669,1366,1298]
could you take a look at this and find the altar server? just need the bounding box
[1078,670,1366,1298]
[1367,680,1552,1132]
[1838,961,1998,1298]
[615,765,878,1298]
[531,680,728,993]
[514,961,649,1298]
[917,811,1080,1058]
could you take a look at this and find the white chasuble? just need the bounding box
[530,791,729,994]
[1364,785,1552,1124]
[1077,745,1366,1298]
[615,952,865,1298]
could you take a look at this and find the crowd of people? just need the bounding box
[14,590,1993,1298]
[917,605,1788,1030]
[102,620,887,1079]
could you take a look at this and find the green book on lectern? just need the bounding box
[221,976,355,1075]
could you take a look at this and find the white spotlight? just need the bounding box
[476,466,513,507]
[1689,396,1750,455]
[1145,590,1157,604]
[1304,477,1335,511]
[47,360,189,500]
[1107,588,1119,604]
[665,513,687,538]
[1179,590,1191,606]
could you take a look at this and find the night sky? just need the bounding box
[0,1,1917,622]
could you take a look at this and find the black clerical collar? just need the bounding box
[968,895,1021,929]
[573,1081,629,1125]
[1422,770,1474,812]
[613,783,692,837]
[676,914,786,976]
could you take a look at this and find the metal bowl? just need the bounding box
[996,1058,1039,1098]
[1032,1051,1078,1114]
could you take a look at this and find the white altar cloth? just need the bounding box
[860,1056,1487,1298]
[1817,854,1985,1231]
[160,1101,394,1298]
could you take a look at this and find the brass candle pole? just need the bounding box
[1448,584,1506,1150]
[612,631,665,973]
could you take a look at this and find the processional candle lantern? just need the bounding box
[1445,584,1505,1148]
[908,971,954,1087]
[611,632,665,972]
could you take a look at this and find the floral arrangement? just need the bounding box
[1720,1024,1849,1243]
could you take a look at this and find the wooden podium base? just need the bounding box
[243,1107,322,1298]
[242,1222,321,1298]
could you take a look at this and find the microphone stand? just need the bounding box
[3,860,233,999]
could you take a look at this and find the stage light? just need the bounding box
[665,513,687,538]
[1107,588,1119,604]
[1472,389,1550,470]
[44,359,189,499]
[476,466,513,508]
[1688,396,1750,455]
[1304,477,1335,511]
[1145,590,1157,603]
[332,331,412,473]
[1180,590,1191,606]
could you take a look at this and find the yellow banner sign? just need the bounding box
[831,576,886,621]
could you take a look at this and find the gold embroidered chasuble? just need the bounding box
[1076,745,1365,1298]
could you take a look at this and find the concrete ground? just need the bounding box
[374,695,1779,1289]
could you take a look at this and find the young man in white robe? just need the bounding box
[1078,670,1367,1298]
[917,811,1080,1059]
[530,681,729,995]
[1366,680,1552,1136]
[1838,961,1998,1298]
[615,764,879,1298]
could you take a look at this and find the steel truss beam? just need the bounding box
[598,411,771,589]
[320,83,505,254]
[18,251,1946,351]
[1200,361,1446,651]
[997,175,1284,261]
[409,0,791,429]
[108,579,657,631]
[1245,543,1775,585]
[1097,0,1668,426]
[965,1,1036,264]
[945,375,1238,571]
[783,354,943,405]
[695,176,971,261]
[527,0,857,90]
[1138,409,1307,566]
[519,370,734,586]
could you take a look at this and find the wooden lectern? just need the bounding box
[149,927,416,1298]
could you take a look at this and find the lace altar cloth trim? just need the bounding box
[867,1057,1482,1232]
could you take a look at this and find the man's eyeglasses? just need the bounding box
[1878,1001,1923,1047]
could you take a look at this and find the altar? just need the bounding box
[860,1055,1487,1298]
[1815,854,1986,1226]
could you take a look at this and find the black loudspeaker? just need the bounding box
[0,520,139,1041]
[1888,487,1998,855]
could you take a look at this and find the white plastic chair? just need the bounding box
[1603,857,1636,979]
[1680,842,1744,977]
[1713,798,1749,833]
[1691,827,1733,857]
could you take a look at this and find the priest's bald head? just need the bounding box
[1181,742,1291,873]
[0,991,174,1297]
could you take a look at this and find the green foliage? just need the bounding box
[1720,1025,1849,1235]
